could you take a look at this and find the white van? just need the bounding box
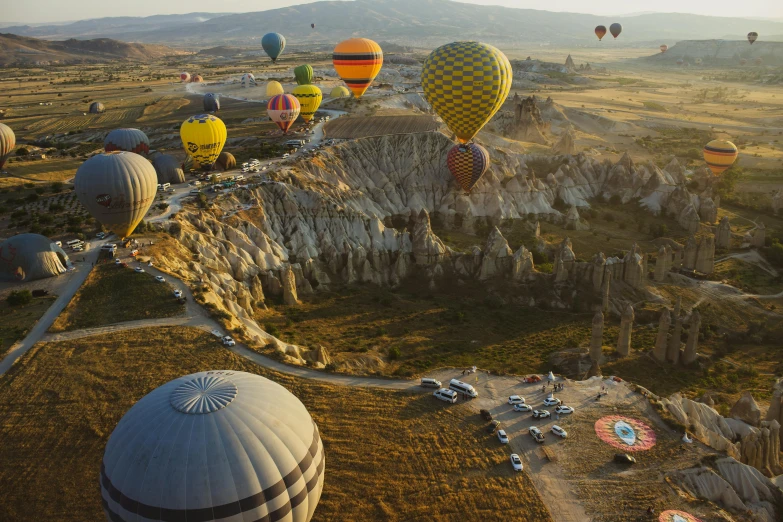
[234,174,244,181]
[157,183,171,192]
[420,378,441,389]
[433,388,457,404]
[66,239,82,247]
[449,379,478,398]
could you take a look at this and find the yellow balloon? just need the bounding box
[180,114,227,170]
[330,86,351,98]
[292,84,322,123]
[421,41,512,144]
[266,81,284,97]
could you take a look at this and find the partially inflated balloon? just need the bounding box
[293,85,322,123]
[595,25,607,41]
[703,140,738,175]
[262,33,286,63]
[0,122,16,170]
[333,38,383,98]
[74,152,157,238]
[748,32,758,45]
[89,102,105,114]
[241,73,256,88]
[104,128,150,154]
[660,44,668,53]
[180,114,227,170]
[268,94,301,134]
[266,81,284,97]
[217,151,236,171]
[610,23,622,39]
[191,75,203,83]
[422,41,512,144]
[180,72,190,82]
[447,143,490,193]
[330,86,351,98]
[203,93,220,113]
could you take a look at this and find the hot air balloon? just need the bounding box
[293,85,322,123]
[182,154,200,172]
[0,234,71,282]
[89,102,105,114]
[748,32,758,45]
[703,139,738,175]
[217,151,236,171]
[266,81,285,97]
[333,38,383,98]
[311,23,315,29]
[100,371,325,522]
[610,23,622,39]
[294,64,314,85]
[180,114,227,171]
[267,94,300,134]
[660,44,668,53]
[262,32,286,63]
[595,25,607,41]
[695,58,703,65]
[754,57,763,65]
[447,143,490,193]
[74,152,157,238]
[330,86,351,98]
[203,92,220,113]
[241,73,256,88]
[180,72,190,82]
[191,74,203,83]
[421,41,512,144]
[151,153,185,184]
[104,128,150,155]
[0,122,16,170]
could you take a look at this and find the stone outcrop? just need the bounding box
[589,311,603,362]
[652,308,670,362]
[667,296,682,364]
[551,128,576,155]
[730,391,762,427]
[654,245,668,282]
[564,54,576,70]
[681,235,716,274]
[698,196,718,224]
[282,265,300,306]
[766,378,783,427]
[505,95,550,144]
[752,222,766,248]
[511,245,534,281]
[564,204,587,230]
[479,226,513,279]
[681,310,701,365]
[412,209,447,265]
[773,191,781,216]
[553,238,575,283]
[716,216,731,249]
[616,304,633,357]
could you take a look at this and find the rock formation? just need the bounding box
[730,391,762,427]
[653,308,670,362]
[716,216,731,249]
[752,222,766,248]
[551,127,576,155]
[698,196,718,224]
[282,265,300,306]
[601,271,611,313]
[590,311,604,362]
[681,310,701,364]
[773,191,781,216]
[766,378,783,427]
[564,205,587,230]
[654,245,668,282]
[667,296,682,364]
[506,95,550,144]
[564,54,576,70]
[616,304,633,357]
[479,227,513,280]
[681,235,716,274]
[511,245,534,281]
[553,238,575,283]
[412,209,447,265]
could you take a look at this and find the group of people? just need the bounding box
[542,382,564,393]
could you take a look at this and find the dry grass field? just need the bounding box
[0,295,56,358]
[324,115,439,139]
[0,326,553,522]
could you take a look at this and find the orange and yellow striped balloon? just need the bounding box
[333,38,383,98]
[703,139,738,175]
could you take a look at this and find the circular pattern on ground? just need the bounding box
[659,510,703,522]
[170,375,238,414]
[594,415,657,451]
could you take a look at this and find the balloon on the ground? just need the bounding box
[203,92,220,112]
[294,64,314,85]
[191,74,203,83]
[330,86,351,98]
[266,81,285,97]
[293,84,322,122]
[659,44,668,53]
[0,233,71,282]
[610,23,622,39]
[0,122,16,169]
[267,94,301,133]
[262,32,286,62]
[421,41,512,144]
[595,25,607,41]
[182,154,200,172]
[151,153,185,184]
[241,73,256,88]
[594,415,657,451]
[447,143,490,193]
[100,371,325,522]
[180,114,227,170]
[333,38,383,98]
[217,151,236,170]
[104,128,150,155]
[179,72,190,82]
[89,102,105,114]
[748,32,758,44]
[703,139,738,175]
[74,151,157,238]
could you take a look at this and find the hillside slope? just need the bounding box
[642,39,783,65]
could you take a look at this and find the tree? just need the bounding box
[16,147,29,156]
[7,290,32,306]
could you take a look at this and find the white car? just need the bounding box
[532,409,551,419]
[433,388,457,404]
[282,153,290,158]
[508,395,525,405]
[72,246,84,252]
[513,403,533,412]
[543,397,562,407]
[554,405,574,415]
[114,258,122,265]
[173,290,183,298]
[134,267,145,273]
[497,430,509,444]
[222,336,236,347]
[551,425,568,438]
[510,453,523,472]
[529,426,545,443]
[155,275,165,283]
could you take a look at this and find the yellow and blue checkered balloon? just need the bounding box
[421,41,512,144]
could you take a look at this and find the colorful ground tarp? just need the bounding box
[659,510,702,522]
[594,415,657,451]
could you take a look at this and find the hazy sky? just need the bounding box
[2,0,781,24]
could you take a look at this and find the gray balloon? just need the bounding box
[152,153,185,184]
[89,102,105,114]
[203,93,220,113]
[74,151,157,238]
[104,128,150,154]
[0,233,71,282]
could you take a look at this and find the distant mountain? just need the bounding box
[641,39,783,66]
[0,33,187,65]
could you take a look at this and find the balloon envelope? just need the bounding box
[266,81,285,97]
[180,72,190,82]
[89,102,105,114]
[262,32,286,62]
[447,143,490,193]
[0,122,16,169]
[74,151,157,238]
[0,233,70,282]
[422,41,512,144]
[595,25,607,41]
[268,94,301,133]
[203,93,220,112]
[104,128,150,155]
[703,139,738,175]
[294,64,314,85]
[660,44,668,53]
[610,23,622,39]
[180,114,227,170]
[748,32,758,44]
[151,153,185,185]
[241,73,256,88]
[191,75,203,83]
[293,85,322,123]
[333,38,383,98]
[330,86,351,98]
[217,151,236,171]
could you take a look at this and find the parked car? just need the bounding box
[134,267,145,273]
[282,153,290,158]
[114,259,122,265]
[614,453,636,464]
[554,405,574,415]
[420,378,441,388]
[480,409,493,422]
[96,232,105,239]
[532,410,551,419]
[485,420,500,434]
[529,426,545,443]
[222,336,236,347]
[543,397,562,407]
[497,430,509,444]
[173,290,183,298]
[510,453,523,472]
[433,388,457,404]
[551,425,568,438]
[513,403,533,412]
[155,275,165,283]
[508,395,525,405]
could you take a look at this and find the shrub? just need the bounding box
[16,147,29,156]
[388,346,401,360]
[7,290,33,306]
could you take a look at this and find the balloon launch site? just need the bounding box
[1,1,783,521]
